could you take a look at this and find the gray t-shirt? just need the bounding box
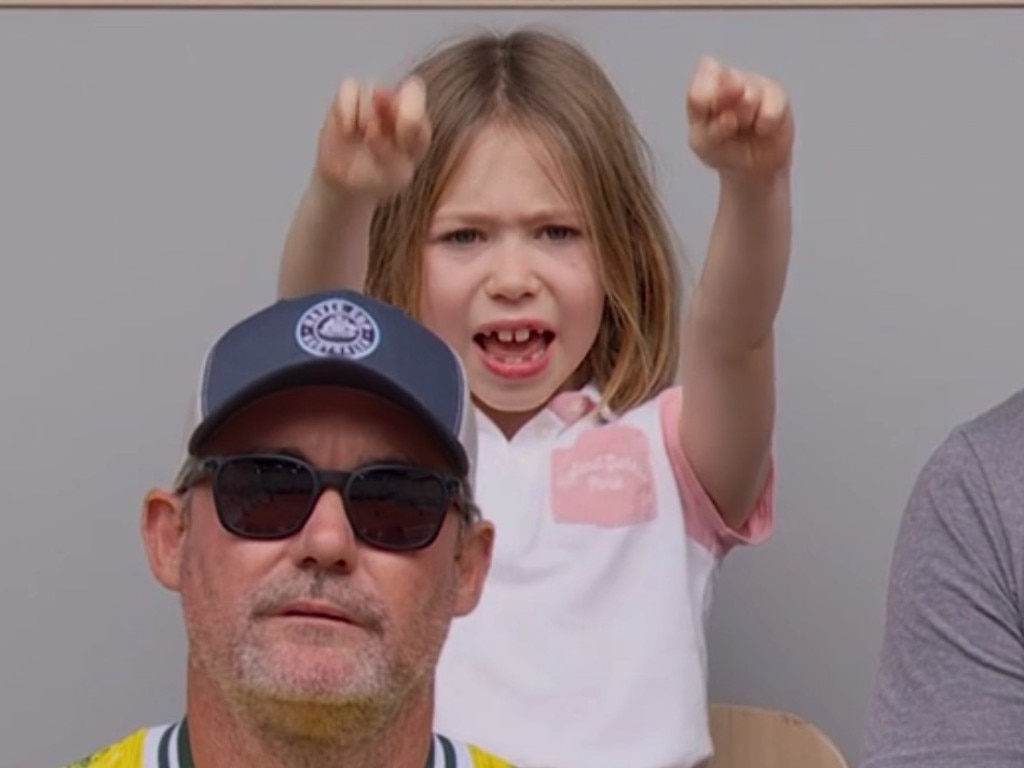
[862,388,1024,767]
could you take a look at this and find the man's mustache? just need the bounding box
[249,572,387,634]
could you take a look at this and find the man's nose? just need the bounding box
[288,489,359,572]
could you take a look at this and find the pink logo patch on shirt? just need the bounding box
[550,425,657,527]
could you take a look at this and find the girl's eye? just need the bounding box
[441,229,481,245]
[542,225,580,241]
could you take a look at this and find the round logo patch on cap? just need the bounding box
[295,298,381,359]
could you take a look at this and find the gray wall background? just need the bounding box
[4,8,1024,767]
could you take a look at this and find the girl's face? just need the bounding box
[420,123,605,437]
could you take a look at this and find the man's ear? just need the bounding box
[141,488,188,593]
[453,520,495,617]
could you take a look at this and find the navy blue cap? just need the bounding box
[187,290,475,478]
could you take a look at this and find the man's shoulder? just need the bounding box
[434,733,518,768]
[61,728,148,768]
[925,386,1024,481]
[464,742,516,767]
[958,386,1024,446]
[62,722,179,768]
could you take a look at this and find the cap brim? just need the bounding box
[187,358,469,476]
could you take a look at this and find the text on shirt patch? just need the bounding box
[550,425,656,527]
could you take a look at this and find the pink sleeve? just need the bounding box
[657,386,774,559]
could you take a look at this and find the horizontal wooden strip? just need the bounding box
[2,0,1022,7]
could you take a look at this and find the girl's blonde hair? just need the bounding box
[367,27,683,415]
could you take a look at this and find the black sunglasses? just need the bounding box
[178,453,467,551]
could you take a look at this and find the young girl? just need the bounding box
[278,28,792,768]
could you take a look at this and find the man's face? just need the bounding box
[143,387,492,715]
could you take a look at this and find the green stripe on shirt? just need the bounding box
[438,734,458,768]
[156,723,174,768]
[177,719,195,768]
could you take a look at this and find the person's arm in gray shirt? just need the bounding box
[862,423,1024,768]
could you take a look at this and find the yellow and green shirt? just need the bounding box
[65,719,513,768]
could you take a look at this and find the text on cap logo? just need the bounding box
[295,298,381,359]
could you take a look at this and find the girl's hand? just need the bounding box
[687,58,794,179]
[315,76,432,200]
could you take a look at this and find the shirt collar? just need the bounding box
[474,382,614,438]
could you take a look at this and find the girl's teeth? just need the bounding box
[497,347,546,364]
[491,328,537,343]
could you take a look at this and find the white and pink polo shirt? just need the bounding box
[432,384,773,768]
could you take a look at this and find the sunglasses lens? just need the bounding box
[346,467,451,549]
[215,457,315,538]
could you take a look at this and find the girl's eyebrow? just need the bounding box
[431,208,583,226]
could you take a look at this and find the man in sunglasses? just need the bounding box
[64,290,507,768]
